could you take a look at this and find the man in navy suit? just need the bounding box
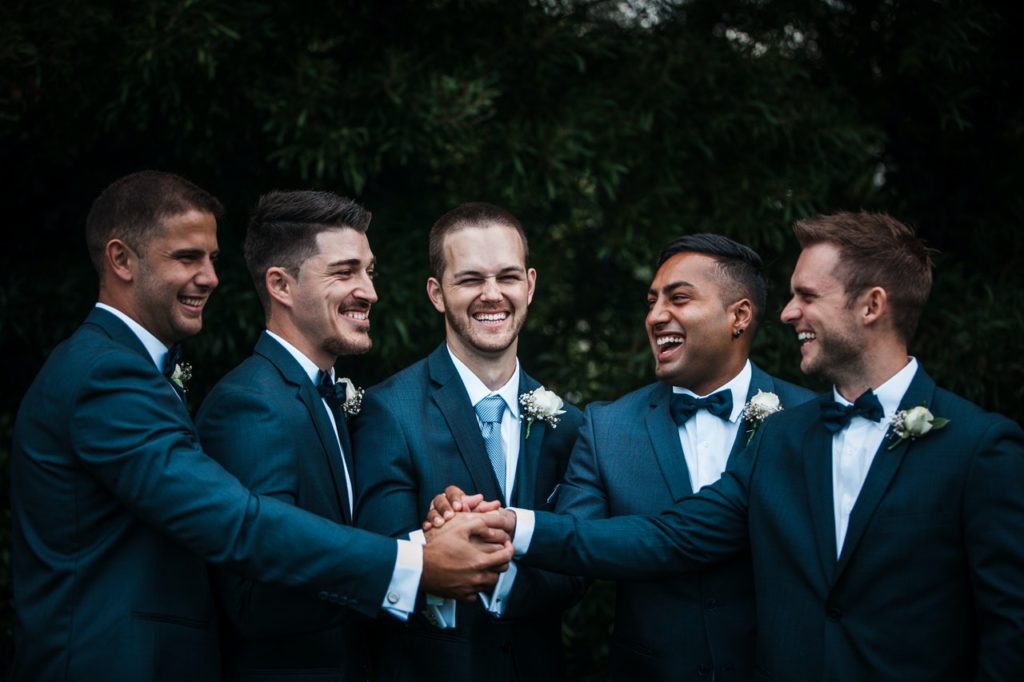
[482,212,1024,680]
[196,190,391,680]
[351,203,584,682]
[10,173,514,682]
[552,234,812,681]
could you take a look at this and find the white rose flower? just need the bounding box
[749,390,780,412]
[519,386,567,438]
[339,377,359,403]
[902,406,934,436]
[532,387,565,417]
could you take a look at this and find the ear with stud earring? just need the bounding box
[732,328,745,339]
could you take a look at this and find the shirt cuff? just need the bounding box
[382,539,421,620]
[479,560,518,617]
[509,507,535,557]
[409,528,456,628]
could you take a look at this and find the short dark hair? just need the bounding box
[85,170,224,275]
[657,233,768,330]
[428,202,529,279]
[244,190,372,311]
[793,212,933,343]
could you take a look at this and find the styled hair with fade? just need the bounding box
[85,170,224,276]
[657,233,768,332]
[428,202,529,279]
[244,190,371,312]
[792,211,933,344]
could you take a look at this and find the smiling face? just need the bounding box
[129,209,220,346]
[780,242,866,384]
[281,228,377,367]
[646,252,750,395]
[427,224,536,364]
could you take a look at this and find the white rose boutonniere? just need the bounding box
[742,390,782,444]
[170,362,192,393]
[887,405,949,450]
[336,378,364,417]
[519,386,566,439]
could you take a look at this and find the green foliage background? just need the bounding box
[2,1,1022,677]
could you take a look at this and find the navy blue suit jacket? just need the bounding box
[524,367,1024,681]
[555,363,812,681]
[11,309,397,681]
[196,332,372,681]
[351,343,584,682]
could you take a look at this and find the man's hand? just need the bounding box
[421,513,514,601]
[423,484,503,530]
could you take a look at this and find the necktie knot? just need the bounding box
[475,394,506,425]
[821,390,884,433]
[670,390,733,426]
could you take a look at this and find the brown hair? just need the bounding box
[428,202,528,279]
[793,211,934,343]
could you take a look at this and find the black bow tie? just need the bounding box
[670,390,733,425]
[820,390,884,433]
[163,343,183,379]
[317,371,348,411]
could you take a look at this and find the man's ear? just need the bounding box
[105,239,136,283]
[861,286,888,327]
[265,267,293,308]
[729,298,753,338]
[426,277,445,314]
[525,267,537,306]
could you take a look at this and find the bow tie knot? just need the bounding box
[163,343,183,379]
[821,390,884,433]
[317,371,348,411]
[670,390,733,426]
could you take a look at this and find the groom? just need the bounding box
[352,202,584,682]
[480,212,1024,680]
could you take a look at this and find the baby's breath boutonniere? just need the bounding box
[742,390,782,444]
[887,405,949,450]
[336,378,364,417]
[519,386,566,439]
[170,362,192,393]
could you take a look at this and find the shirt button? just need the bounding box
[387,592,400,605]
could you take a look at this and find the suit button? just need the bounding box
[826,607,842,621]
[387,592,400,605]
[698,663,712,676]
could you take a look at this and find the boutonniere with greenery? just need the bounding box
[742,390,782,444]
[519,386,566,439]
[170,362,192,393]
[887,405,949,450]
[336,378,364,417]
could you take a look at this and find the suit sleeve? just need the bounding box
[351,388,423,538]
[553,403,611,520]
[197,382,364,638]
[70,348,397,619]
[501,405,587,619]
[963,417,1024,680]
[520,425,756,580]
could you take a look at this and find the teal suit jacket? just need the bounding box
[351,343,584,682]
[196,332,372,681]
[523,367,1024,681]
[555,364,812,681]
[11,308,397,681]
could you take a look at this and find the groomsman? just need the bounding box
[351,202,584,682]
[553,234,812,681]
[10,173,513,682]
[488,212,1024,680]
[196,191,385,680]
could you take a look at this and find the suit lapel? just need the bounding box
[511,372,542,507]
[803,393,839,582]
[647,383,695,500]
[833,368,936,579]
[428,346,503,503]
[256,333,352,523]
[725,363,774,465]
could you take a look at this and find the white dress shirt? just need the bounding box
[831,357,918,557]
[674,360,752,491]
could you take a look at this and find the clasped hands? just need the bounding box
[418,485,518,602]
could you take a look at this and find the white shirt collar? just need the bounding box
[265,330,327,384]
[833,357,919,420]
[446,345,521,418]
[671,359,752,423]
[95,302,168,370]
